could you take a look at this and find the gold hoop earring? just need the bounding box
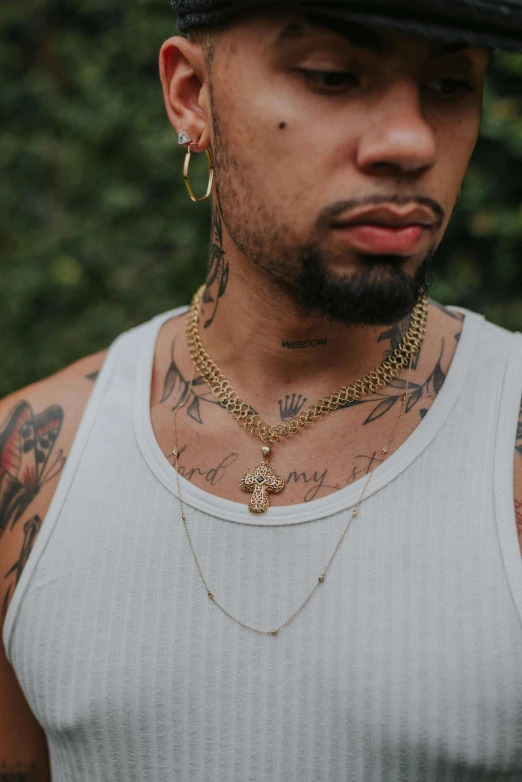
[183,143,214,203]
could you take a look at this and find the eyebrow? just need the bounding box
[274,16,479,59]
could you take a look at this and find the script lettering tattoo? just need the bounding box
[168,446,238,486]
[282,338,328,349]
[286,468,339,502]
[161,338,221,424]
[202,206,229,329]
[285,452,382,502]
[0,401,65,541]
[347,453,381,484]
[0,761,45,781]
[279,394,308,421]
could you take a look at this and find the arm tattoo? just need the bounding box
[85,371,99,382]
[515,499,522,542]
[0,401,65,540]
[516,395,522,458]
[202,206,229,329]
[1,515,42,618]
[4,515,43,586]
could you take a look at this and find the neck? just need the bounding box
[196,240,417,405]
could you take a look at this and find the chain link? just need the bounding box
[186,285,429,443]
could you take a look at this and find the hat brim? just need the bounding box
[300,4,521,53]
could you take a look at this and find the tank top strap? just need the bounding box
[494,330,522,629]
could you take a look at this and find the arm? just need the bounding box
[0,350,107,780]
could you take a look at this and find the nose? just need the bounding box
[355,81,437,177]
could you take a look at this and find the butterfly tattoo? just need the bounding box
[0,400,65,539]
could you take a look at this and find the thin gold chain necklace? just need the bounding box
[172,351,414,636]
[186,284,428,513]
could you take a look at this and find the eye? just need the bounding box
[297,69,358,93]
[425,78,475,95]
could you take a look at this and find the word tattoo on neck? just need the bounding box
[202,206,229,329]
[282,338,328,349]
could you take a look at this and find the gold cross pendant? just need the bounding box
[240,445,285,514]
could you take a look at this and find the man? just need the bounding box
[1,0,522,779]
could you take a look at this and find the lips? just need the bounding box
[333,223,427,255]
[331,205,437,255]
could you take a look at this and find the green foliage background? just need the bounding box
[1,0,522,398]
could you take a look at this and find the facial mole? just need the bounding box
[279,121,287,129]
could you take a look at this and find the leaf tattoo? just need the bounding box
[160,339,221,424]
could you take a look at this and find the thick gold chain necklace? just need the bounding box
[186,284,428,513]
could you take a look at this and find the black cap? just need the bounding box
[171,0,522,53]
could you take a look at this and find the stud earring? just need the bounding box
[178,129,192,145]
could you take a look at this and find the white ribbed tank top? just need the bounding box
[3,304,522,782]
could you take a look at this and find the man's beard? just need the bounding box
[293,247,437,327]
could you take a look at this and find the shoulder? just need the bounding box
[0,349,108,624]
[433,300,522,556]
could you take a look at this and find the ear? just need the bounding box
[159,36,212,152]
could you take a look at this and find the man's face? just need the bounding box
[197,10,491,324]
